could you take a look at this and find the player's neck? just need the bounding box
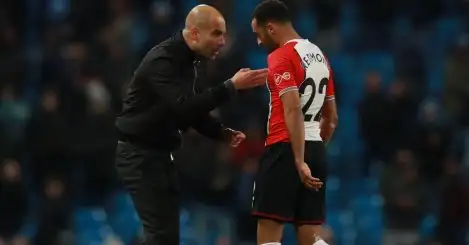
[278,29,302,46]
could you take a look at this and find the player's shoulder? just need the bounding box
[268,41,297,61]
[293,39,327,57]
[268,39,326,60]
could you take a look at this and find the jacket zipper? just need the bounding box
[192,60,200,94]
[178,60,200,150]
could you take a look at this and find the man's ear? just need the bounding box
[190,27,200,42]
[266,23,275,35]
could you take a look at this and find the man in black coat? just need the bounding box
[115,4,267,245]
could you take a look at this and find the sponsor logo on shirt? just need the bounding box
[274,72,291,85]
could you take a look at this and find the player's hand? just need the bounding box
[224,128,246,147]
[297,162,323,190]
[231,68,268,90]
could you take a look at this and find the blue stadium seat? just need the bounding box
[107,192,142,244]
[426,62,445,98]
[339,4,359,49]
[234,0,258,27]
[180,208,198,245]
[352,195,383,245]
[434,17,464,51]
[326,176,346,210]
[420,214,437,241]
[73,208,110,244]
[294,11,317,39]
[247,51,267,69]
[108,191,134,211]
[326,210,356,245]
[73,208,108,231]
[392,16,412,46]
[329,55,363,103]
[325,140,342,174]
[358,51,395,87]
[131,14,149,53]
[336,108,360,148]
[348,178,379,197]
[181,0,199,14]
[75,231,103,245]
[421,17,464,59]
[282,224,297,245]
[328,55,357,84]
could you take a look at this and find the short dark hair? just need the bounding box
[252,0,291,25]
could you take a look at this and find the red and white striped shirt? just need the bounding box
[265,39,335,146]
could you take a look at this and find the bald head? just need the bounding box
[185,4,224,29]
[182,4,227,59]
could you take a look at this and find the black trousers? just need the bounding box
[115,140,180,245]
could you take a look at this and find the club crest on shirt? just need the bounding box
[274,72,291,85]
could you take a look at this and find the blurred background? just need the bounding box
[0,0,469,244]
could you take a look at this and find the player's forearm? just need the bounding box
[319,99,338,144]
[284,107,305,167]
[320,117,337,144]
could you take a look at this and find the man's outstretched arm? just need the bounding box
[191,113,227,140]
[192,113,246,147]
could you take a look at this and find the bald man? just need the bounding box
[115,4,267,245]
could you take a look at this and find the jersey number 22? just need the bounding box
[299,77,328,122]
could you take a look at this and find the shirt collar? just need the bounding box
[284,38,304,46]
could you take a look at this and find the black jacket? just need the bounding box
[116,31,236,151]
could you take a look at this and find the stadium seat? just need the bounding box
[180,208,198,245]
[434,17,464,51]
[420,214,437,241]
[328,55,363,103]
[75,232,103,245]
[73,208,107,231]
[281,224,297,245]
[392,16,412,42]
[234,0,258,26]
[420,17,464,59]
[325,139,342,174]
[352,195,383,245]
[358,51,395,88]
[247,51,267,69]
[131,14,149,53]
[181,0,199,14]
[326,176,346,210]
[328,55,357,84]
[294,11,317,39]
[73,208,110,244]
[326,210,356,245]
[339,3,359,46]
[426,62,445,98]
[348,178,379,197]
[107,192,142,244]
[336,108,360,147]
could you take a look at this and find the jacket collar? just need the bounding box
[173,31,205,63]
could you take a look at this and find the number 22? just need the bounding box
[298,77,328,122]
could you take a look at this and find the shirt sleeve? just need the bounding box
[269,55,297,96]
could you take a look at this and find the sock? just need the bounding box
[260,243,281,245]
[313,239,328,245]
